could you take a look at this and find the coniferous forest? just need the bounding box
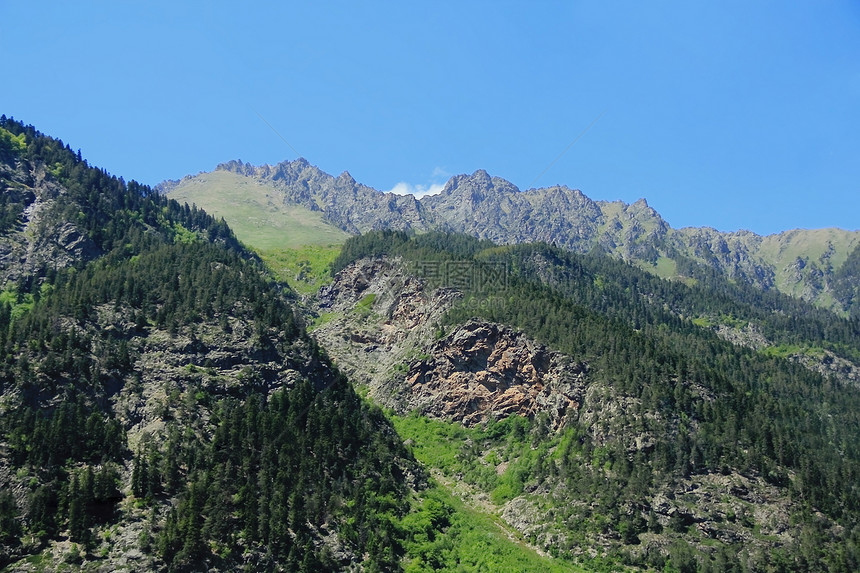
[0,118,418,571]
[2,117,860,571]
[333,231,860,571]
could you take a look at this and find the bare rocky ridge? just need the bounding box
[208,159,429,233]
[188,158,860,316]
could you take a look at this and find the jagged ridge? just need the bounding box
[190,159,860,316]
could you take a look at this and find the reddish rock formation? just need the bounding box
[404,320,586,427]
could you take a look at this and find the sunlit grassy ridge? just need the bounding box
[166,170,349,292]
[759,228,860,294]
[166,170,350,249]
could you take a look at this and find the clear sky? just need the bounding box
[2,1,859,235]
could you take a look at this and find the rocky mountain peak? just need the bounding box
[337,170,356,185]
[170,157,860,315]
[266,157,320,183]
[470,168,493,185]
[437,169,519,201]
[215,159,254,175]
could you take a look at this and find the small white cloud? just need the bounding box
[431,166,450,179]
[386,182,445,198]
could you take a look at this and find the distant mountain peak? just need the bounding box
[337,170,356,185]
[471,168,492,182]
[169,159,860,316]
[437,169,522,203]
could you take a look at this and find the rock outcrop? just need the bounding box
[312,257,461,407]
[403,320,586,428]
[0,161,102,286]
[313,257,588,428]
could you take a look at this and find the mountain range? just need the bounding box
[3,117,860,572]
[162,158,860,317]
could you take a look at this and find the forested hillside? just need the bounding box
[0,118,420,571]
[5,116,860,572]
[324,231,860,571]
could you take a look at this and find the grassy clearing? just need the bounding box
[393,413,586,572]
[166,170,350,249]
[691,313,747,329]
[257,244,341,294]
[307,310,339,332]
[636,256,678,281]
[760,344,825,359]
[0,284,50,321]
[354,292,377,317]
[393,414,556,504]
[653,256,678,279]
[402,483,584,573]
[394,414,471,472]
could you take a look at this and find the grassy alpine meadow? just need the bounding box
[165,170,351,250]
[164,169,350,292]
[258,244,343,294]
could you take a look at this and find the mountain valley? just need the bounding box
[2,117,860,572]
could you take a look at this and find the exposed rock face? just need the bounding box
[673,226,775,287]
[788,349,860,387]
[713,322,770,350]
[403,320,586,428]
[0,161,101,286]
[312,258,587,427]
[312,257,461,407]
[422,172,658,259]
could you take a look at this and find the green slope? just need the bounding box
[166,170,350,250]
[166,170,349,293]
[394,415,589,572]
[330,231,860,572]
[760,227,860,295]
[0,118,416,572]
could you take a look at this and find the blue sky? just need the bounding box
[2,1,859,235]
